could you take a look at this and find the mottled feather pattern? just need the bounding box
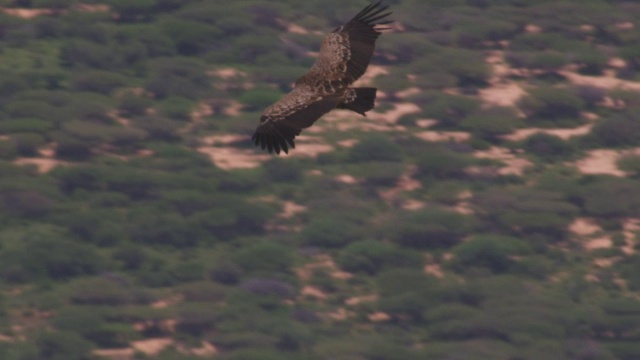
[252,2,392,154]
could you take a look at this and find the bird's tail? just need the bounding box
[338,87,377,116]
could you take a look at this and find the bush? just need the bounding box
[232,242,294,274]
[0,232,104,282]
[347,134,403,163]
[578,178,640,218]
[118,92,153,116]
[422,94,481,128]
[336,240,422,275]
[34,331,94,360]
[591,111,640,147]
[238,87,281,112]
[300,217,362,248]
[387,208,475,249]
[462,106,522,141]
[179,281,226,302]
[415,146,472,179]
[449,235,532,273]
[473,188,578,239]
[12,133,46,157]
[618,154,640,177]
[155,96,194,121]
[70,70,127,95]
[521,133,576,161]
[519,86,585,125]
[263,158,302,182]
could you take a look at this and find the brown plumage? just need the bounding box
[252,2,392,154]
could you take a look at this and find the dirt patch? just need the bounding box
[503,123,594,142]
[368,102,421,124]
[623,218,639,255]
[569,218,602,236]
[560,70,640,91]
[352,65,389,87]
[424,263,445,278]
[574,149,626,177]
[301,285,328,300]
[178,341,218,357]
[14,158,69,173]
[280,201,306,218]
[368,312,391,322]
[93,348,135,359]
[585,237,613,250]
[473,147,533,176]
[295,255,353,281]
[479,82,526,108]
[131,338,174,356]
[414,130,471,142]
[198,146,269,170]
[2,8,55,18]
[345,294,377,306]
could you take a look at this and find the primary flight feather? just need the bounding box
[252,2,392,154]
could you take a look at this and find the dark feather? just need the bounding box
[252,3,391,155]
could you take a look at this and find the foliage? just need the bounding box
[0,1,639,359]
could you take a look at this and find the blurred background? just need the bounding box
[0,0,640,359]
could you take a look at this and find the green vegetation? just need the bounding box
[0,1,639,359]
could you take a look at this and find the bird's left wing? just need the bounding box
[252,86,342,154]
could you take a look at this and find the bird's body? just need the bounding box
[252,2,392,154]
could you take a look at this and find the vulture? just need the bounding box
[252,2,392,154]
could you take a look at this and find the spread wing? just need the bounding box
[306,1,392,84]
[252,85,342,154]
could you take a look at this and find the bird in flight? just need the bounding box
[252,2,392,154]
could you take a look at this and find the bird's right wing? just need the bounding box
[306,2,392,84]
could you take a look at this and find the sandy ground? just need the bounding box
[414,130,471,142]
[473,147,533,176]
[503,123,594,142]
[569,218,603,236]
[560,70,640,91]
[131,338,174,356]
[575,149,627,177]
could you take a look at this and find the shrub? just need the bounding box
[519,86,585,125]
[415,146,472,179]
[387,208,475,249]
[422,94,481,128]
[449,235,532,273]
[70,70,127,95]
[68,277,135,306]
[473,188,578,240]
[618,154,640,177]
[232,242,294,274]
[238,87,281,112]
[0,231,104,282]
[300,217,362,248]
[578,178,640,218]
[175,303,220,337]
[591,111,640,147]
[263,158,302,182]
[521,133,576,161]
[130,115,182,142]
[178,281,226,302]
[34,331,94,360]
[348,162,405,187]
[347,134,403,163]
[462,106,522,141]
[155,96,194,121]
[145,57,211,99]
[238,278,295,299]
[118,92,153,116]
[336,240,422,275]
[12,133,47,157]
